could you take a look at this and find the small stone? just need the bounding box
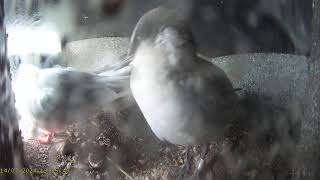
[74,132,79,137]
[138,159,146,165]
[209,144,215,149]
[193,147,197,153]
[88,153,102,168]
[59,162,66,168]
[74,163,86,169]
[247,169,258,179]
[162,170,169,179]
[96,174,101,179]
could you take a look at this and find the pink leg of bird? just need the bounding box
[31,128,54,144]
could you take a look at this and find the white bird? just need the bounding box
[131,25,238,144]
[130,22,238,178]
[13,64,130,143]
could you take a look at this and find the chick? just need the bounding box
[13,64,129,143]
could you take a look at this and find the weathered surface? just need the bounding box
[214,53,308,106]
[213,53,308,179]
[293,0,320,179]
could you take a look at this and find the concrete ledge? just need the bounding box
[213,53,308,105]
[65,37,130,72]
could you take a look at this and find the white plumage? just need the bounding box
[13,64,130,138]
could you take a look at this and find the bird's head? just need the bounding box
[156,25,197,65]
[131,25,196,70]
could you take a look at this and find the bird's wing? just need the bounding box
[187,57,237,114]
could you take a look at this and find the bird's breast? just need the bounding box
[130,73,206,145]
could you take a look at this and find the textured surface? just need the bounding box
[294,0,320,179]
[65,37,129,72]
[213,53,309,179]
[214,53,308,106]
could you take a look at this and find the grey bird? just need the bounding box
[13,64,130,143]
[130,22,238,178]
[108,5,211,75]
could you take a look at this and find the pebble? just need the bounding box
[74,132,79,137]
[59,162,66,168]
[138,159,146,165]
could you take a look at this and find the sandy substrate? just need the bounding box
[22,99,296,180]
[22,104,229,180]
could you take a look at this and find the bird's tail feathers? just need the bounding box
[95,55,134,74]
[98,65,132,77]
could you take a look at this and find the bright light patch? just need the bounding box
[7,27,61,56]
[12,64,41,140]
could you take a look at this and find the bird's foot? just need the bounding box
[31,129,54,144]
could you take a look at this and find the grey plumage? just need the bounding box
[130,22,238,146]
[127,6,188,57]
